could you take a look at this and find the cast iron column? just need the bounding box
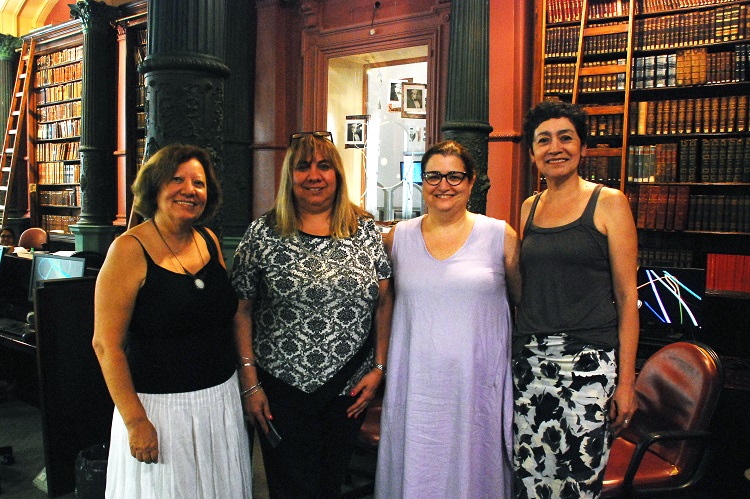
[441,0,492,214]
[140,0,230,232]
[221,0,255,254]
[70,0,119,227]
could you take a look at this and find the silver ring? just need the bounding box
[624,419,629,424]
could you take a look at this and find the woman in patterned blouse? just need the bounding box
[231,131,393,498]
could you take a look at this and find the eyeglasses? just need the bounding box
[289,131,333,145]
[421,171,469,186]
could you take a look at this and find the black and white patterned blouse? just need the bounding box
[230,214,391,394]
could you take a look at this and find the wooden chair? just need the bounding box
[17,227,47,251]
[602,341,723,497]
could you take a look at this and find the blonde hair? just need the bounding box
[273,134,370,238]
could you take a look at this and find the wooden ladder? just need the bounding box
[572,0,635,191]
[0,38,36,226]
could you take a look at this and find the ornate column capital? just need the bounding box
[69,0,120,34]
[0,35,21,60]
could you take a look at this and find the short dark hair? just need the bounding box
[0,226,15,240]
[420,140,476,181]
[131,144,222,223]
[522,100,588,150]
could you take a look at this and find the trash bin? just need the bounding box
[75,443,108,499]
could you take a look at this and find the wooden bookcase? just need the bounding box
[534,0,750,356]
[114,1,148,227]
[26,22,83,238]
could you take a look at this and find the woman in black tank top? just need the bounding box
[513,101,640,499]
[92,145,252,497]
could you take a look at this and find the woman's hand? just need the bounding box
[346,368,383,418]
[608,381,637,436]
[243,388,273,434]
[126,417,159,464]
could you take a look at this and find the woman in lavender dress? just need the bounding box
[375,140,521,498]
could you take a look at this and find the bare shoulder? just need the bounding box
[598,185,631,213]
[594,186,636,235]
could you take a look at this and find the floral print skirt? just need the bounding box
[512,334,617,499]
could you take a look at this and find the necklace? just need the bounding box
[152,219,206,290]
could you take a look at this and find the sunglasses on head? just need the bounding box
[289,131,333,145]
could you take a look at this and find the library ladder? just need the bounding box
[571,0,635,191]
[0,38,36,226]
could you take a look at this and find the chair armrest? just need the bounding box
[623,429,711,491]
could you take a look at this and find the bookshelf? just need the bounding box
[29,42,83,235]
[535,0,750,357]
[114,1,147,227]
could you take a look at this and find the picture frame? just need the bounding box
[401,83,427,118]
[388,78,412,112]
[345,115,368,149]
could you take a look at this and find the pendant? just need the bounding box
[194,278,205,290]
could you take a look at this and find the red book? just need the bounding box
[706,253,716,291]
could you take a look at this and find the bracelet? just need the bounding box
[243,386,263,398]
[239,356,256,363]
[240,382,262,397]
[239,361,256,368]
[374,363,386,374]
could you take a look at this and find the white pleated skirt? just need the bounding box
[105,372,253,498]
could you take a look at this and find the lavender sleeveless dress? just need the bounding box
[375,215,513,498]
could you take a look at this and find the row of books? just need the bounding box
[37,162,81,184]
[38,187,81,207]
[37,118,81,141]
[545,25,628,57]
[637,0,738,15]
[706,253,750,293]
[36,101,81,122]
[631,185,750,233]
[543,61,627,94]
[581,155,622,183]
[36,47,83,69]
[547,0,742,25]
[633,4,749,49]
[546,0,628,23]
[688,194,749,232]
[699,137,750,183]
[585,111,623,137]
[36,81,82,105]
[629,95,749,136]
[35,63,82,87]
[627,143,679,183]
[630,184,691,230]
[638,247,695,268]
[629,138,750,184]
[35,142,80,163]
[40,215,80,234]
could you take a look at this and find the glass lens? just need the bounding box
[446,172,467,185]
[421,171,467,186]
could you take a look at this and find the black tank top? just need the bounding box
[127,227,238,393]
[516,184,619,348]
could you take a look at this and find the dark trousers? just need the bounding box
[258,390,365,499]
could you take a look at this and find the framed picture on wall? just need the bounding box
[402,83,427,118]
[388,78,412,112]
[345,115,368,148]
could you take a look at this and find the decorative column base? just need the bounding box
[69,224,123,254]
